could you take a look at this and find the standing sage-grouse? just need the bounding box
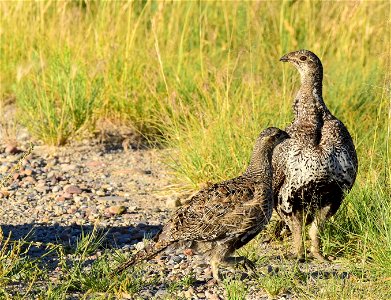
[273,50,358,261]
[113,127,288,280]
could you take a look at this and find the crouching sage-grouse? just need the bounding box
[273,49,358,261]
[113,127,288,280]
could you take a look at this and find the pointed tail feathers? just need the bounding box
[111,239,172,276]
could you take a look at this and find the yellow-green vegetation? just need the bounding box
[1,0,390,299]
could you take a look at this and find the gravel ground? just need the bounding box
[0,119,347,299]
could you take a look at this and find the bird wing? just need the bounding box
[166,178,263,242]
[272,141,288,199]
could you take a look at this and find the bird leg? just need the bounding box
[210,255,255,281]
[220,256,256,273]
[210,255,223,281]
[286,214,305,260]
[308,205,331,262]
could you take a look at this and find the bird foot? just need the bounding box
[309,251,330,263]
[282,252,306,262]
[206,278,218,286]
[228,256,256,275]
[213,256,256,281]
[239,257,256,272]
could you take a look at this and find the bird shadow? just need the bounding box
[0,222,162,270]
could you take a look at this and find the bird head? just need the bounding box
[279,49,323,80]
[258,127,289,149]
[245,127,289,176]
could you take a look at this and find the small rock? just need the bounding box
[106,205,127,215]
[0,190,10,198]
[23,169,33,176]
[97,196,126,203]
[61,164,78,172]
[24,176,36,183]
[0,165,9,173]
[184,248,194,256]
[127,205,138,212]
[5,144,18,154]
[205,291,220,300]
[64,185,82,195]
[134,241,145,251]
[62,192,73,199]
[85,161,105,168]
[67,207,77,214]
[203,267,213,277]
[166,197,181,208]
[96,190,106,196]
[184,287,195,298]
[155,289,168,298]
[172,255,184,263]
[47,171,57,178]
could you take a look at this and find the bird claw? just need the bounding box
[240,258,256,271]
[309,252,330,263]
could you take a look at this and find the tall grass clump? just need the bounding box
[14,50,102,145]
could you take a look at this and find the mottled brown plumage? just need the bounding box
[273,50,358,261]
[113,127,288,280]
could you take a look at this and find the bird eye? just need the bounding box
[299,56,307,61]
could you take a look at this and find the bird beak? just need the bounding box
[279,54,290,62]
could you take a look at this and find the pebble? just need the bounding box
[135,241,146,251]
[24,176,36,183]
[56,196,66,202]
[172,255,184,263]
[205,291,220,300]
[5,144,19,154]
[106,205,127,215]
[184,248,194,256]
[64,185,82,195]
[184,287,195,298]
[165,197,181,208]
[0,190,10,198]
[0,165,9,172]
[24,169,33,176]
[62,192,73,199]
[96,190,106,196]
[97,196,126,203]
[154,289,168,298]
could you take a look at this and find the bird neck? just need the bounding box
[244,145,273,183]
[294,70,329,119]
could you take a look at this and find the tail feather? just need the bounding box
[111,239,172,276]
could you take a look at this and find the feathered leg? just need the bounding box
[308,205,331,262]
[286,213,305,260]
[210,247,255,281]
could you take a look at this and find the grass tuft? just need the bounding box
[15,50,102,145]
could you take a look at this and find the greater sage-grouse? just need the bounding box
[273,49,358,261]
[113,127,288,280]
